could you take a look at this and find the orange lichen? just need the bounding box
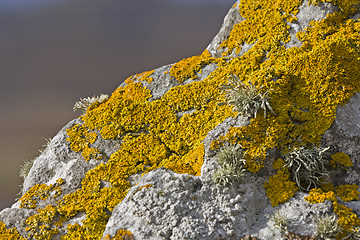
[138,184,152,191]
[103,229,135,240]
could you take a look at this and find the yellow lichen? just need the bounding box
[124,70,155,84]
[304,188,336,204]
[305,185,360,237]
[220,0,302,56]
[263,168,298,206]
[66,124,102,161]
[333,201,360,238]
[330,152,353,169]
[170,50,215,83]
[335,184,360,202]
[308,0,360,15]
[19,178,64,209]
[25,205,59,240]
[138,70,155,83]
[0,221,26,240]
[103,229,135,240]
[55,73,234,238]
[273,158,286,170]
[17,0,360,238]
[138,184,152,191]
[321,182,335,192]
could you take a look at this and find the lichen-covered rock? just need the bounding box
[1,0,360,239]
[103,168,268,240]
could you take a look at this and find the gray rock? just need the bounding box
[0,208,36,238]
[103,168,268,240]
[258,193,333,239]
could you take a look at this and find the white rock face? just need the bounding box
[1,1,360,239]
[103,168,269,240]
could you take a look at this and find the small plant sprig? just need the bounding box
[20,159,35,180]
[218,74,275,118]
[283,146,332,192]
[73,94,109,115]
[344,227,360,239]
[212,143,247,186]
[316,214,340,239]
[269,210,289,235]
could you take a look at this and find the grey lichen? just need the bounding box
[316,214,339,239]
[344,227,360,240]
[283,146,332,192]
[73,94,109,115]
[19,159,35,180]
[218,73,275,118]
[269,209,289,235]
[212,143,247,186]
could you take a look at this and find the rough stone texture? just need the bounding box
[0,208,37,237]
[206,3,244,58]
[17,118,115,206]
[1,0,360,239]
[258,193,333,239]
[322,93,360,186]
[103,168,268,240]
[201,115,250,182]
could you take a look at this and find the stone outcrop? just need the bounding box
[1,0,360,239]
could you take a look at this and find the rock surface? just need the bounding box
[1,0,360,239]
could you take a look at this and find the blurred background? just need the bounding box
[0,0,235,211]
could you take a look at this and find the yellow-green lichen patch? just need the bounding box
[208,0,360,211]
[331,152,353,169]
[170,50,215,83]
[333,201,360,238]
[273,158,286,170]
[212,0,360,168]
[305,185,360,237]
[125,70,155,84]
[220,0,301,56]
[304,188,336,204]
[19,178,64,209]
[18,0,360,238]
[55,69,235,238]
[0,221,27,240]
[335,184,360,202]
[66,124,103,161]
[25,205,59,240]
[81,82,153,140]
[263,168,298,206]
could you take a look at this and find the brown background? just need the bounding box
[0,0,235,211]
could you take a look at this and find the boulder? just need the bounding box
[1,0,360,239]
